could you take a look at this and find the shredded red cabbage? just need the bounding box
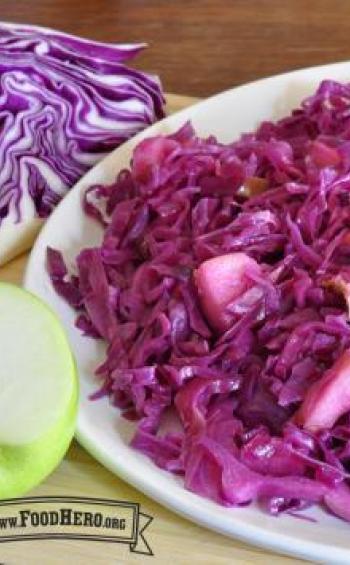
[48,80,350,521]
[0,22,164,221]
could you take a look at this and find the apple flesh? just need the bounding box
[295,349,350,433]
[0,283,78,498]
[194,252,262,332]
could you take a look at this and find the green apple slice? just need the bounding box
[0,282,78,498]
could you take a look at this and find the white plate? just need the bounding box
[24,61,350,563]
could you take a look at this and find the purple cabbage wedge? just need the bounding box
[0,22,164,264]
[48,80,350,523]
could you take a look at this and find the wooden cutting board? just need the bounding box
[0,94,302,565]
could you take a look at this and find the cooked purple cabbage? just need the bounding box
[48,80,350,522]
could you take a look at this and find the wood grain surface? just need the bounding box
[0,0,350,98]
[0,94,305,565]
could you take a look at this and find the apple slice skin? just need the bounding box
[295,349,350,433]
[0,387,77,499]
[0,283,78,498]
[194,253,261,332]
